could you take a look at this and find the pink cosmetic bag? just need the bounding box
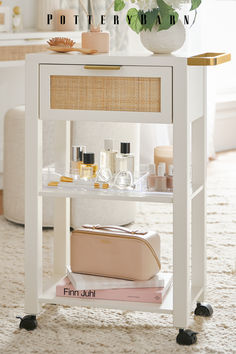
[71,225,161,281]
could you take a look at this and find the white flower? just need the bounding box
[164,0,191,10]
[136,0,158,12]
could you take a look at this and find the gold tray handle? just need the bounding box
[187,52,231,66]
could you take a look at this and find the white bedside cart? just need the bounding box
[22,51,230,344]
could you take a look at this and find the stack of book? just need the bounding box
[56,268,172,304]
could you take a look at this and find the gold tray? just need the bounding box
[187,52,231,66]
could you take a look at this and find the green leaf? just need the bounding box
[126,8,143,34]
[156,0,179,31]
[191,0,201,10]
[114,0,125,11]
[138,8,159,31]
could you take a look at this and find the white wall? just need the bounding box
[205,0,236,95]
[205,0,236,152]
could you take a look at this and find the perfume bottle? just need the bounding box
[80,153,98,179]
[116,142,135,174]
[71,145,86,175]
[94,166,112,190]
[156,162,167,192]
[114,171,133,190]
[96,168,113,183]
[167,164,173,192]
[100,139,117,174]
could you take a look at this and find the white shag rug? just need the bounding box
[0,151,235,354]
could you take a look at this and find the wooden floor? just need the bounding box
[0,190,3,215]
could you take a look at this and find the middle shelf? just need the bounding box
[40,184,203,203]
[40,187,173,203]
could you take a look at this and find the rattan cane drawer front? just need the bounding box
[40,65,172,123]
[50,75,161,113]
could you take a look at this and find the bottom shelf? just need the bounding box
[39,276,203,315]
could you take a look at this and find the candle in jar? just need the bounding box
[54,9,78,31]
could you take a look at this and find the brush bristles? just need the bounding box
[47,37,76,48]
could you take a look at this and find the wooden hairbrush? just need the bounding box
[47,37,97,55]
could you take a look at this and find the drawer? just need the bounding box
[39,64,172,123]
[0,44,47,61]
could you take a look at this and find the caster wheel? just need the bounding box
[16,315,38,331]
[176,329,198,345]
[194,302,213,317]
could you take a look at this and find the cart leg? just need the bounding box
[54,121,70,276]
[192,116,206,301]
[173,63,191,329]
[24,60,42,317]
[191,65,211,302]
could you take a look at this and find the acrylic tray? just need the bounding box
[42,166,149,193]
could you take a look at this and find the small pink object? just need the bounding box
[82,25,109,53]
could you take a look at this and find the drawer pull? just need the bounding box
[24,38,45,41]
[84,65,121,70]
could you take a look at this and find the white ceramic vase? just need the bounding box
[140,20,186,54]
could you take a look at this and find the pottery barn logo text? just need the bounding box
[47,13,191,26]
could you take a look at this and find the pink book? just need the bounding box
[56,276,172,304]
